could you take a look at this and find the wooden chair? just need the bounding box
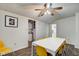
[0,40,12,55]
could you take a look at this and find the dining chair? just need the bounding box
[0,39,12,55]
[56,41,66,55]
[36,46,47,56]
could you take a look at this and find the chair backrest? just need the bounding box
[56,41,66,55]
[0,40,4,48]
[36,46,47,56]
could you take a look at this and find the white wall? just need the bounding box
[0,9,50,52]
[0,10,29,51]
[52,16,76,45]
[36,21,49,39]
[75,13,79,48]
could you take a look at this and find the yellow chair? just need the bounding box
[35,36,48,56]
[0,40,12,55]
[36,46,47,56]
[56,41,66,55]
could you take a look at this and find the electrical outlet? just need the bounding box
[14,43,16,45]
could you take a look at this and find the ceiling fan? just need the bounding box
[35,3,63,17]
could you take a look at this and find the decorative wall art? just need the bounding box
[5,15,18,28]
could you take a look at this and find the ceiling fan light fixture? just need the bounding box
[44,10,51,15]
[35,3,63,17]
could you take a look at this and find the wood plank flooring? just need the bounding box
[4,41,32,56]
[3,42,79,56]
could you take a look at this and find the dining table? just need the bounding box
[32,37,66,56]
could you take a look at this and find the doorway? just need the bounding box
[28,20,36,55]
[51,24,56,37]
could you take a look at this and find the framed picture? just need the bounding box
[5,15,18,28]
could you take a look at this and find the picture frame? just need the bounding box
[5,15,18,28]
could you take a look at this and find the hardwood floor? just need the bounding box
[4,47,31,56]
[3,42,79,56]
[4,41,32,56]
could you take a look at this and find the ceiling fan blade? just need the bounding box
[38,10,44,17]
[53,7,63,10]
[35,3,47,11]
[49,7,63,16]
[44,3,47,8]
[50,9,60,16]
[35,9,43,11]
[38,8,47,17]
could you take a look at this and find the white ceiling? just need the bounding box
[0,3,79,24]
